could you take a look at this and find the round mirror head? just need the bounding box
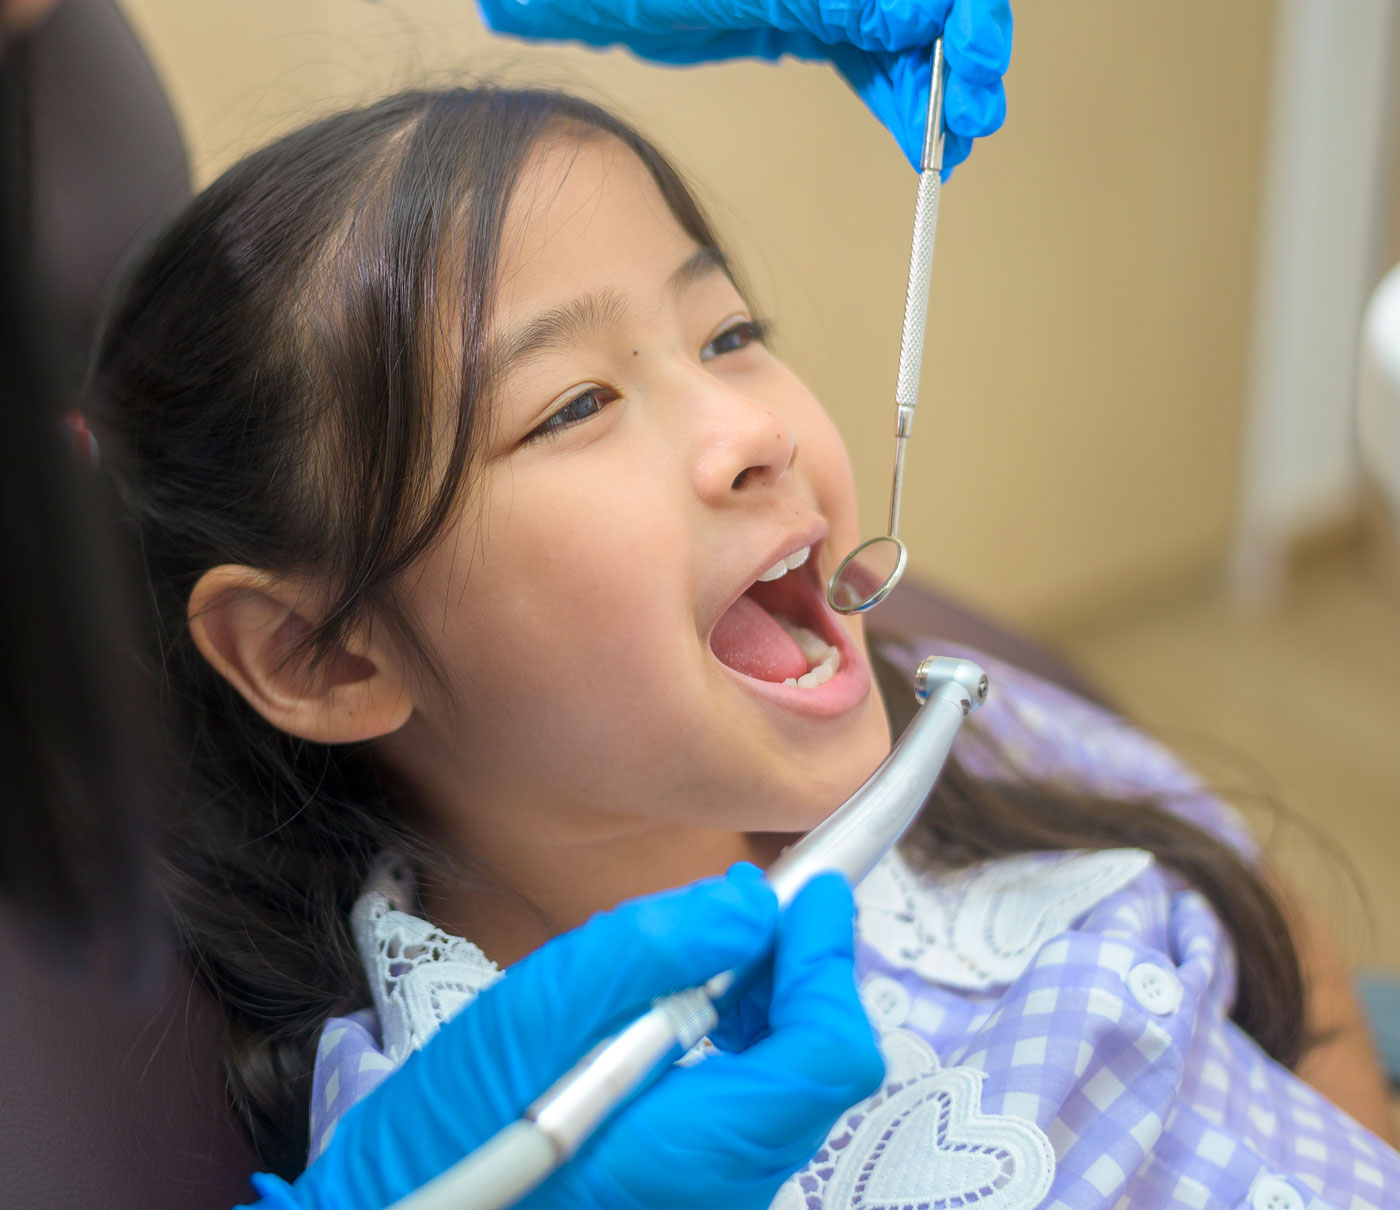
[826,535,908,614]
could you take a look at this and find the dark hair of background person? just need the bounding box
[93,85,1309,1179]
[0,30,158,978]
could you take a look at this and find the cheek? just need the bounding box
[420,464,700,759]
[807,411,860,530]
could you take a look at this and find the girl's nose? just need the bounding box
[689,378,798,504]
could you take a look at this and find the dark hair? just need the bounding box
[871,651,1307,1070]
[95,84,1306,1178]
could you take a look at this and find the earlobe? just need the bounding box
[187,566,414,744]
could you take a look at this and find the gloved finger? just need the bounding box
[480,8,837,68]
[555,877,883,1207]
[708,950,774,1052]
[428,864,778,1108]
[621,25,835,65]
[827,44,918,167]
[943,74,1005,137]
[944,0,1013,87]
[941,130,972,176]
[724,872,885,1126]
[476,0,785,60]
[595,875,883,1175]
[475,0,613,42]
[480,0,956,51]
[478,0,842,58]
[556,1055,815,1210]
[511,862,776,1031]
[769,0,954,53]
[606,1051,844,1190]
[834,43,1002,172]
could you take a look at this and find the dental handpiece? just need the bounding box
[390,655,989,1210]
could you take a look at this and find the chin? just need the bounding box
[770,715,894,830]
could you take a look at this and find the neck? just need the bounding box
[419,816,787,968]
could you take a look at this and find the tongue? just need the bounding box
[710,594,810,682]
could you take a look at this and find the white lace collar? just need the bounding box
[350,856,503,1066]
[347,847,1155,1210]
[350,846,1153,1066]
[856,846,1153,989]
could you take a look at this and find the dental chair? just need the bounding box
[0,3,1107,1207]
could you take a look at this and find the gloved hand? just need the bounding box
[244,865,884,1210]
[473,0,1012,174]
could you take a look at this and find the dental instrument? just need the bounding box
[388,652,989,1210]
[828,38,947,615]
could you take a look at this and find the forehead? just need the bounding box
[493,135,700,321]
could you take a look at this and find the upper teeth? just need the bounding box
[756,544,811,583]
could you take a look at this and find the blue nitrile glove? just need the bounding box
[527,871,883,1210]
[473,0,1012,173]
[244,865,884,1210]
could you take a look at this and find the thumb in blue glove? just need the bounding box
[524,871,885,1210]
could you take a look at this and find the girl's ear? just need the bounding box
[187,565,414,744]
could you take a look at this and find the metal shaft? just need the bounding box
[888,41,946,541]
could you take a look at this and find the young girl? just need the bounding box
[98,85,1397,1209]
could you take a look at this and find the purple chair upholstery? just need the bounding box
[871,577,1105,705]
[0,923,258,1210]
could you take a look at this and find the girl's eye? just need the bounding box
[701,318,772,362]
[528,385,621,442]
[522,318,770,444]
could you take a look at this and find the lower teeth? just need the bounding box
[775,617,841,688]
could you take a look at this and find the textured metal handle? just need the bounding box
[895,168,941,416]
[893,37,946,440]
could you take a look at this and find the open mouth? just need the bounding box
[708,543,849,688]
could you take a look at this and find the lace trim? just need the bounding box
[350,855,502,1065]
[348,845,1153,1068]
[857,847,1154,989]
[349,845,1151,1068]
[347,847,1148,1209]
[772,1009,1056,1210]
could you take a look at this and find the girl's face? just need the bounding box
[387,135,891,854]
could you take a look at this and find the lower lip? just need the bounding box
[714,624,873,720]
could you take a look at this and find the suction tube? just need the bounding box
[388,655,988,1210]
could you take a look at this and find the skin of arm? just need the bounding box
[1280,878,1396,1144]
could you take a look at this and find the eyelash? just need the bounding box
[526,317,773,443]
[701,317,772,362]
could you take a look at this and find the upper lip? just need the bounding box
[704,518,830,639]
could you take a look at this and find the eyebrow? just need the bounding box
[483,245,733,381]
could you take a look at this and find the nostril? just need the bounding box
[732,466,759,490]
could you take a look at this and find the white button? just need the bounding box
[1127,962,1183,1015]
[1249,1174,1306,1210]
[860,974,912,1029]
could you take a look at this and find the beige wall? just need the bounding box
[120,0,1274,634]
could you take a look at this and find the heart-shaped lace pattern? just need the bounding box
[350,848,1154,1210]
[773,1027,1056,1210]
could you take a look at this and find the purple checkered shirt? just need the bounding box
[305,642,1400,1210]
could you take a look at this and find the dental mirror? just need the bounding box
[828,535,907,613]
[827,38,947,616]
